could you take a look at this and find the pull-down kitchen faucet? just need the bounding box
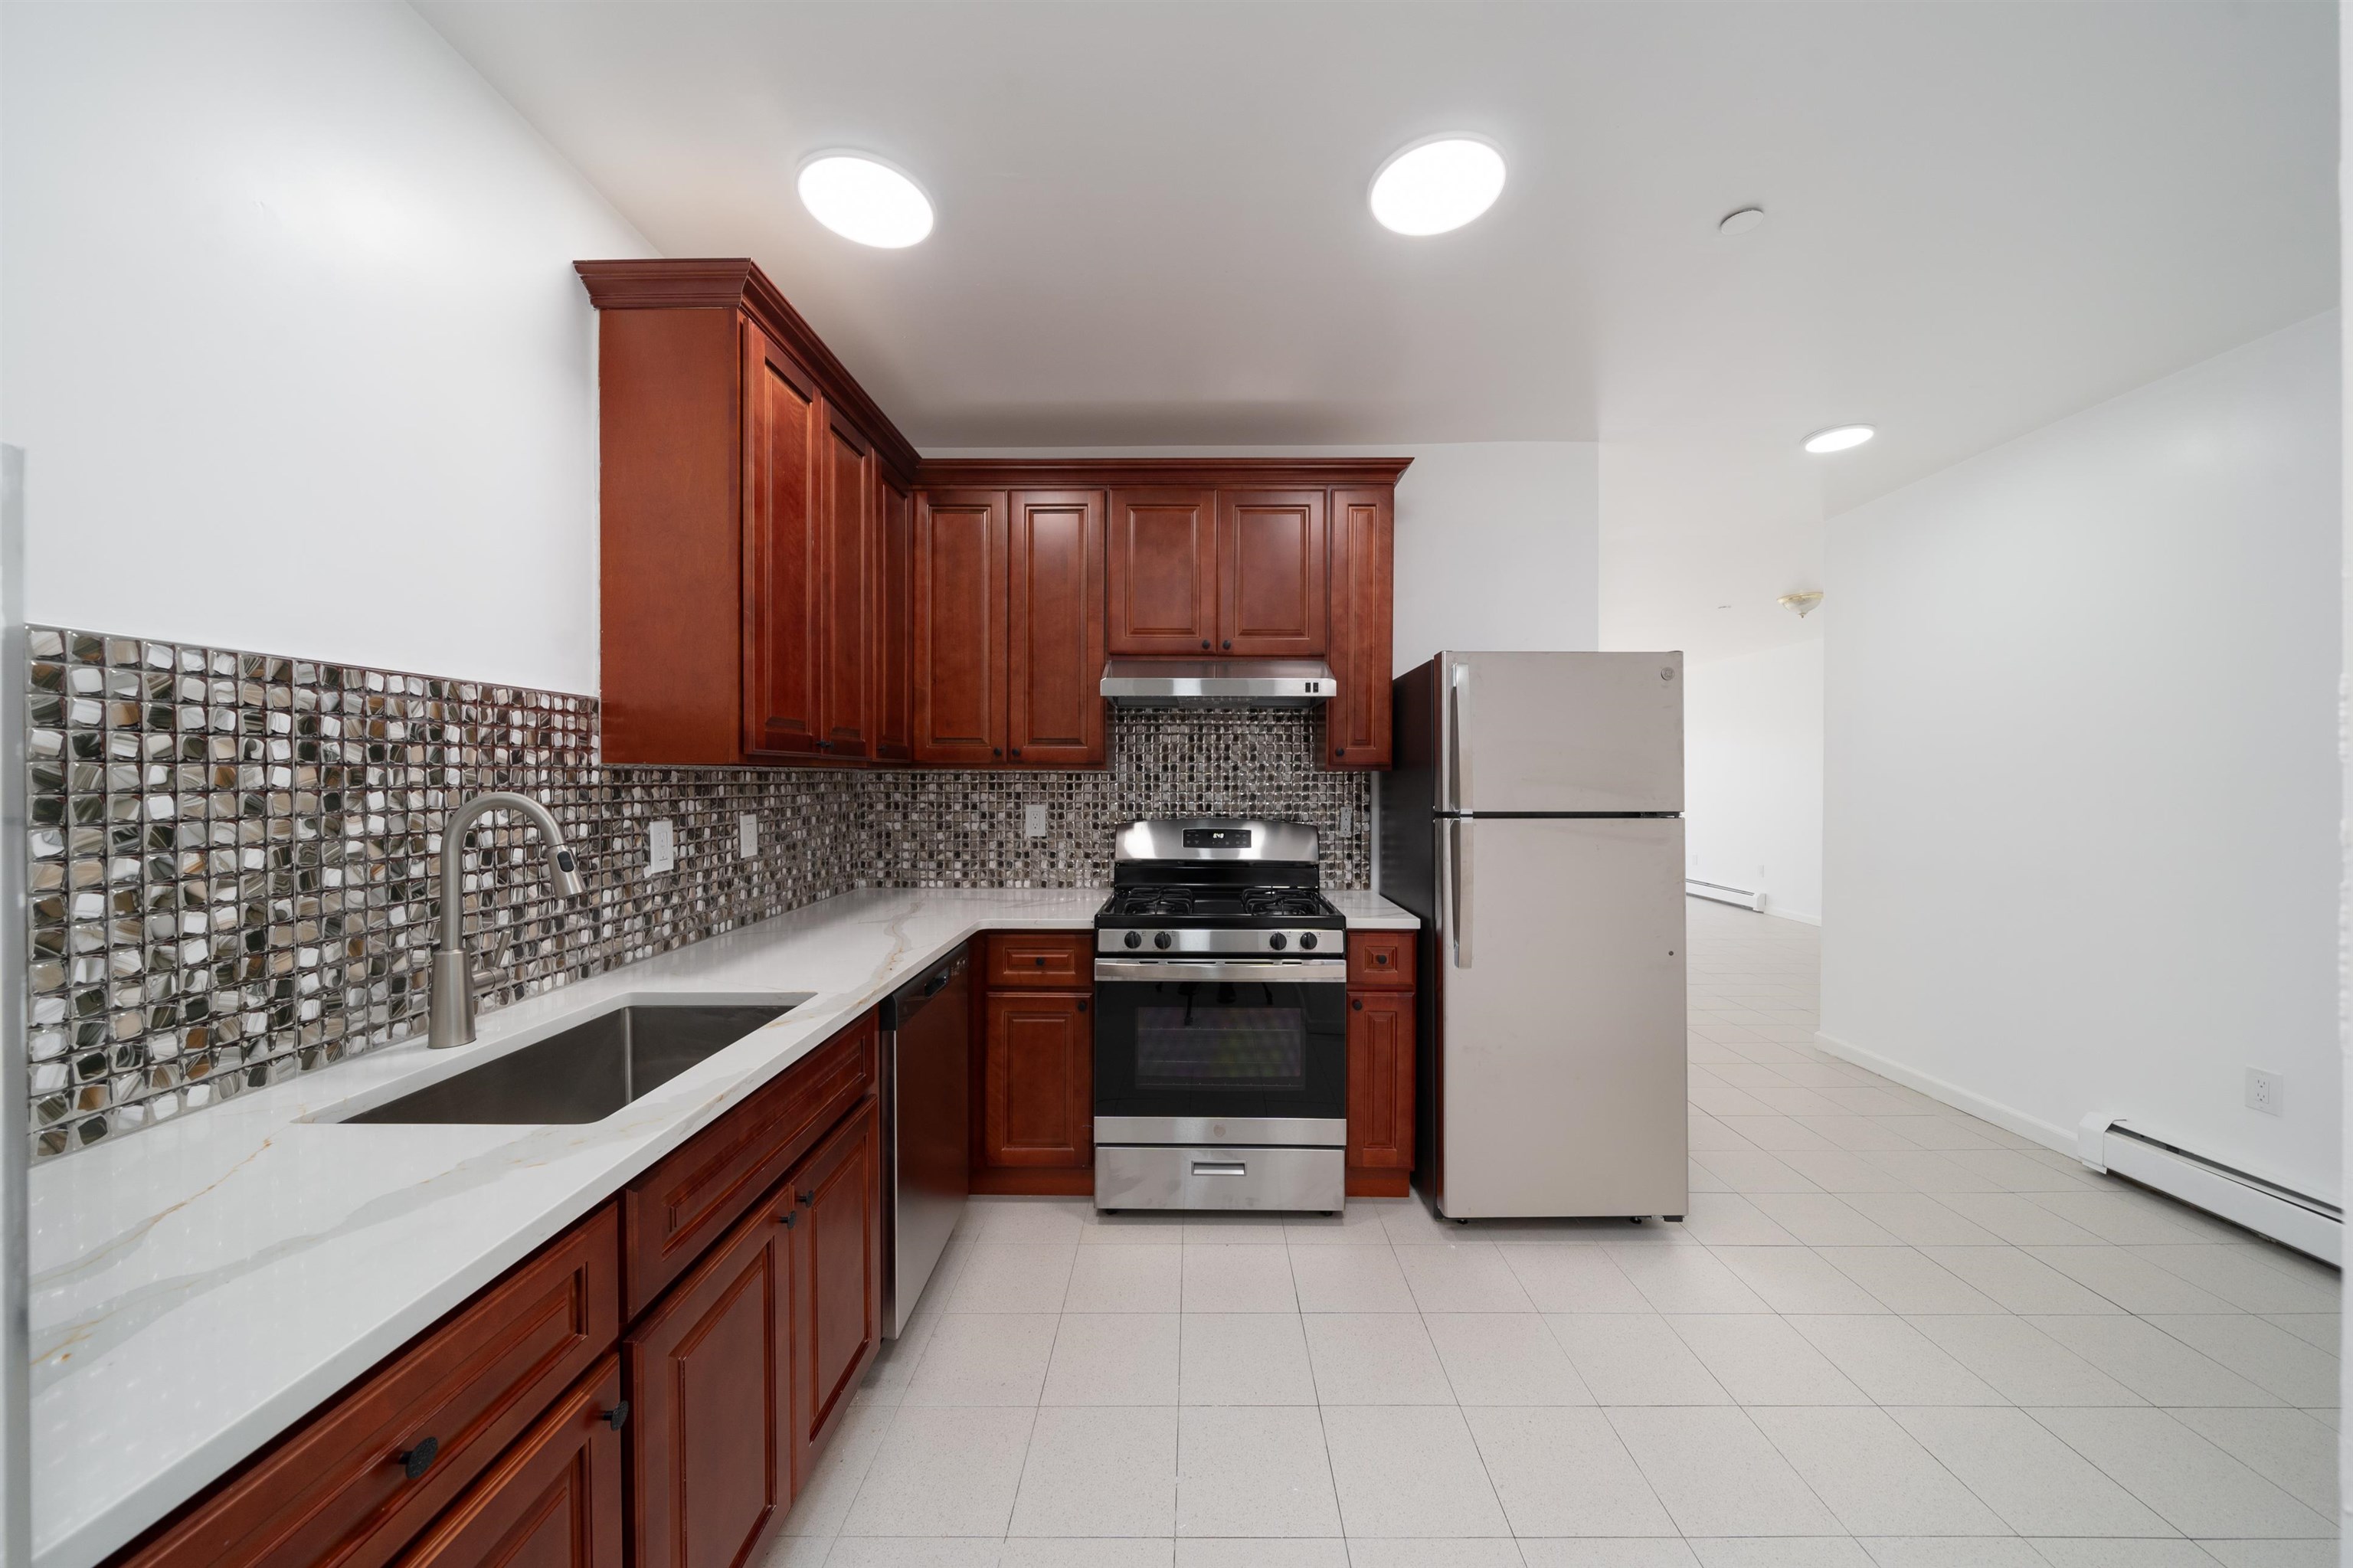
[429,791,586,1050]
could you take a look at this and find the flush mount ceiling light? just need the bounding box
[1779,591,1824,618]
[797,152,933,248]
[1369,136,1507,236]
[1718,206,1766,236]
[1802,424,1876,454]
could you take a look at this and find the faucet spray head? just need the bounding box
[548,846,587,899]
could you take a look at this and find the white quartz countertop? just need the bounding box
[27,884,1419,1568]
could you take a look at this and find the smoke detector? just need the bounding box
[1779,591,1823,619]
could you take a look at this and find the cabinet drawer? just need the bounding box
[120,1204,621,1568]
[622,1013,875,1319]
[392,1355,625,1568]
[1346,931,1415,988]
[985,932,1094,989]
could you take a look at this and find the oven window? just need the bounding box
[1134,994,1307,1091]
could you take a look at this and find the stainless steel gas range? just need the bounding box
[1091,820,1350,1213]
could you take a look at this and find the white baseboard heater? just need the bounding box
[2077,1115,2341,1265]
[1685,879,1766,912]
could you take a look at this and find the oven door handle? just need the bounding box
[1092,958,1350,984]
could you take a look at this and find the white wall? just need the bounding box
[1822,313,2343,1203]
[0,2,651,692]
[1684,637,1824,924]
[927,442,1602,671]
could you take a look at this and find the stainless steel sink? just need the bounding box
[343,1002,796,1124]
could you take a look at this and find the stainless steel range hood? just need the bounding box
[1100,659,1337,709]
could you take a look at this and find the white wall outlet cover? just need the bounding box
[648,818,676,874]
[1023,803,1048,839]
[2245,1067,2283,1116]
[738,813,758,860]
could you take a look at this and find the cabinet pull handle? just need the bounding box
[398,1436,440,1481]
[603,1402,630,1432]
[798,1190,815,1206]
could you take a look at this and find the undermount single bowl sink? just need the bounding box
[342,1002,797,1124]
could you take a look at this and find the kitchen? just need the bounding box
[5,5,2345,1568]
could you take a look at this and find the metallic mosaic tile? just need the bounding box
[24,626,1370,1159]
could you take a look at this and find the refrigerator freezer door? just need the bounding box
[1431,815,1687,1218]
[1437,652,1684,815]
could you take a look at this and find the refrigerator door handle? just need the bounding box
[1449,818,1473,968]
[1448,660,1473,813]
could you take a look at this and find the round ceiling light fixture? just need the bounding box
[1802,424,1876,454]
[1718,206,1766,236]
[797,152,934,248]
[1369,136,1507,236]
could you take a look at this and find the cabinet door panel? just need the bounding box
[1325,486,1393,768]
[1107,488,1218,655]
[1006,489,1106,767]
[1346,990,1414,1172]
[875,473,914,762]
[392,1358,624,1568]
[1217,490,1327,656]
[627,1187,795,1568]
[789,1098,880,1476]
[913,489,1008,764]
[981,992,1092,1168]
[820,417,875,759]
[741,326,823,759]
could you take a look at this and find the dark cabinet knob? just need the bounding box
[1077,1000,1088,1013]
[604,1402,630,1432]
[1200,640,1210,650]
[1010,747,1021,758]
[992,748,1002,758]
[1034,955,1046,965]
[1335,748,1346,757]
[779,1211,797,1228]
[797,1190,814,1206]
[398,1436,440,1480]
[1222,640,1232,650]
[1352,998,1363,1011]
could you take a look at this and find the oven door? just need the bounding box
[1092,957,1348,1137]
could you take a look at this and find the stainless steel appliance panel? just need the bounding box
[883,950,970,1338]
[1095,1115,1347,1147]
[1432,815,1687,1218]
[1437,651,1684,816]
[1095,1144,1345,1212]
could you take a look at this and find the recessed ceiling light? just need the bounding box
[1802,424,1876,454]
[1718,206,1766,236]
[797,152,933,248]
[1369,136,1506,236]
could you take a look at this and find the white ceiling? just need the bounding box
[419,0,2337,662]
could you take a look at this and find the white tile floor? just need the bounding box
[761,902,2342,1566]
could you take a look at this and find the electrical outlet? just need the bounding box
[647,819,675,875]
[2246,1067,2284,1117]
[738,813,758,860]
[1340,805,1354,835]
[1023,803,1048,839]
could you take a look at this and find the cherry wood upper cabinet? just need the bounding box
[874,473,914,763]
[1325,486,1395,770]
[1218,489,1327,657]
[578,259,918,766]
[1006,490,1107,767]
[819,414,875,760]
[912,489,1008,764]
[1106,488,1219,655]
[743,327,824,761]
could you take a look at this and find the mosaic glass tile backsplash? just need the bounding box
[25,627,1371,1159]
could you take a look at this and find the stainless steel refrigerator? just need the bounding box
[1379,652,1688,1220]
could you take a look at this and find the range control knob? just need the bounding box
[1268,932,1288,951]
[1299,932,1317,951]
[1154,931,1174,951]
[1123,931,1142,950]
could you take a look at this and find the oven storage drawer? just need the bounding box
[1095,1144,1344,1213]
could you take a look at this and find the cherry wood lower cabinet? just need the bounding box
[627,1098,881,1568]
[974,932,1095,1195]
[110,1206,621,1568]
[392,1357,626,1568]
[1345,931,1420,1197]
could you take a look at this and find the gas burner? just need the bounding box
[1096,818,1345,956]
[1244,889,1324,918]
[1114,886,1197,917]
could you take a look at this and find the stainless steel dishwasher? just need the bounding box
[879,945,971,1337]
